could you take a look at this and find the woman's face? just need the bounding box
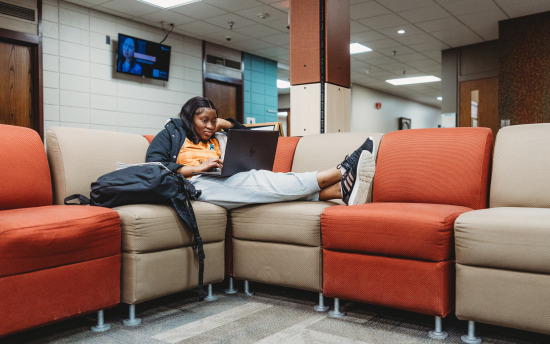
[122,38,135,58]
[193,107,217,141]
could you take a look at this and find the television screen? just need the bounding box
[116,33,171,81]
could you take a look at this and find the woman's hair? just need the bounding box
[178,96,218,144]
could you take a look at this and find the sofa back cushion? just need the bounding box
[0,124,52,210]
[272,136,301,173]
[373,127,492,210]
[47,127,150,205]
[291,132,384,173]
[490,123,550,208]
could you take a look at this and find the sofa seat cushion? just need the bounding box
[0,205,120,277]
[231,201,336,246]
[322,202,472,261]
[117,201,227,253]
[455,207,550,274]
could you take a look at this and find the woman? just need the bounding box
[118,37,142,75]
[146,96,374,209]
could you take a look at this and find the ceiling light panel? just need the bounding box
[386,76,441,85]
[138,0,201,9]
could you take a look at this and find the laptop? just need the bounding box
[195,129,279,177]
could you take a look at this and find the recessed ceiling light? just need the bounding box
[138,0,200,9]
[437,96,442,101]
[277,79,290,88]
[350,43,372,54]
[386,76,441,85]
[397,29,406,34]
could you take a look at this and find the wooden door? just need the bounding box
[0,41,34,129]
[459,77,499,136]
[204,79,242,123]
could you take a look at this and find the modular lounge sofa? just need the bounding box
[45,126,383,325]
[0,125,121,337]
[454,123,550,343]
[14,123,550,341]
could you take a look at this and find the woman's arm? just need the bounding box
[216,118,248,131]
[145,129,183,173]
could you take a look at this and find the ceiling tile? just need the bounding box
[359,13,409,30]
[202,0,264,12]
[350,1,391,20]
[171,2,228,20]
[234,5,288,23]
[438,0,502,16]
[140,10,195,26]
[351,30,387,45]
[495,0,550,18]
[99,0,158,17]
[203,13,257,30]
[377,0,434,12]
[233,23,281,38]
[416,17,466,32]
[397,4,451,23]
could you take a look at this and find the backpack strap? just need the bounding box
[170,188,206,301]
[64,194,92,205]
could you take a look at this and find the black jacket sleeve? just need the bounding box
[145,128,183,173]
[224,118,248,130]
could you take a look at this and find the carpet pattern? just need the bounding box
[3,282,550,344]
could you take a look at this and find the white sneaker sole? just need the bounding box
[348,150,375,206]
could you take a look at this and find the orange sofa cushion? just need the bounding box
[322,202,472,262]
[373,127,492,210]
[0,124,52,210]
[272,136,301,173]
[1,256,120,336]
[0,205,121,277]
[323,250,454,317]
[143,134,156,143]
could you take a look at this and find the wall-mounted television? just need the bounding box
[116,33,171,81]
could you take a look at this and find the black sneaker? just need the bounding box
[339,138,375,205]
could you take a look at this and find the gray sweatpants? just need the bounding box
[189,169,321,209]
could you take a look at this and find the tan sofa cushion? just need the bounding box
[232,240,322,292]
[122,241,225,304]
[117,201,227,253]
[456,264,550,335]
[490,123,550,208]
[231,201,337,246]
[455,207,550,274]
[46,127,150,205]
[291,132,383,173]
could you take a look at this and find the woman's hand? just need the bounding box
[196,158,223,172]
[176,158,223,177]
[215,118,234,132]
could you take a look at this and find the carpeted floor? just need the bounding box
[3,282,549,344]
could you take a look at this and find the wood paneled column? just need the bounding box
[289,0,350,136]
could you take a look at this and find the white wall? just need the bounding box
[42,0,203,135]
[350,84,441,133]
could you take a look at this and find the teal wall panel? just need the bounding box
[244,53,278,124]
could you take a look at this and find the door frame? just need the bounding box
[202,41,244,123]
[203,76,243,123]
[0,0,43,138]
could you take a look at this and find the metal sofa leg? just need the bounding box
[123,304,142,326]
[328,298,346,318]
[205,284,218,301]
[314,292,329,312]
[91,310,111,332]
[461,321,482,344]
[244,280,254,296]
[428,316,449,339]
[225,276,238,295]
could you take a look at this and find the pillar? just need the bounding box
[289,0,350,136]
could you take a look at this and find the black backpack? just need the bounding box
[65,163,207,300]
